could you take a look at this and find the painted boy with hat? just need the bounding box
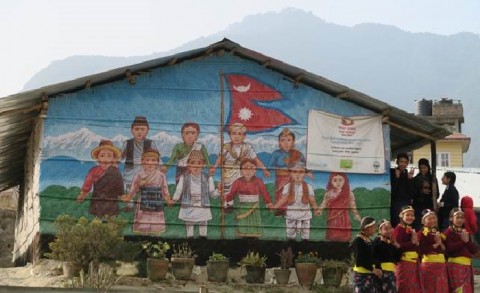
[121,148,173,235]
[272,161,320,240]
[121,116,159,211]
[77,140,124,217]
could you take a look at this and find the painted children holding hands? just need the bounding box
[273,161,320,240]
[120,148,173,235]
[163,122,210,183]
[210,123,269,209]
[121,116,159,211]
[77,140,124,217]
[172,150,219,238]
[269,128,309,216]
[222,158,273,238]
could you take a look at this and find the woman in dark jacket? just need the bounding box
[412,158,438,230]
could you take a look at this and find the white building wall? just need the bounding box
[12,115,43,263]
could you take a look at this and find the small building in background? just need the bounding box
[413,98,470,168]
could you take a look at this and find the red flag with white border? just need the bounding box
[225,74,293,133]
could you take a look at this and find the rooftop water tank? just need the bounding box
[415,99,432,116]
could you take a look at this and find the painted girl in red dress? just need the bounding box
[318,172,361,242]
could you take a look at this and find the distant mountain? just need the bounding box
[26,8,480,167]
[41,127,307,162]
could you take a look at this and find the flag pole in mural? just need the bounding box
[224,74,294,133]
[306,110,386,174]
[219,71,226,239]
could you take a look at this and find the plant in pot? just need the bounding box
[274,247,293,285]
[294,251,320,287]
[142,241,170,281]
[319,259,349,287]
[239,251,267,284]
[45,215,127,277]
[206,252,230,282]
[170,242,196,280]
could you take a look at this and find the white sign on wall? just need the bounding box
[307,110,385,174]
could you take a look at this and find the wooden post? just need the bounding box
[430,140,439,211]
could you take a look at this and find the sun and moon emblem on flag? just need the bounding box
[225,74,296,133]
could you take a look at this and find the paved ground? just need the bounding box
[1,259,479,292]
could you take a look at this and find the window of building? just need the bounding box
[436,152,450,167]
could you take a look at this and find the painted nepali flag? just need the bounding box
[225,74,294,133]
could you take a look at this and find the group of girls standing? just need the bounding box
[351,205,478,293]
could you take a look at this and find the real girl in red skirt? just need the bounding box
[418,209,448,293]
[393,205,421,293]
[444,207,477,293]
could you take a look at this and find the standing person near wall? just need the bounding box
[418,209,448,293]
[438,171,459,231]
[393,206,421,293]
[444,208,477,293]
[460,196,478,235]
[373,219,401,293]
[351,216,382,293]
[412,158,438,230]
[390,153,414,227]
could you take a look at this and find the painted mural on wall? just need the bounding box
[39,53,391,241]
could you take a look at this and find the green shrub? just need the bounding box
[45,215,127,270]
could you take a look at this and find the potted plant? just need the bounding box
[319,259,349,287]
[239,251,267,284]
[206,252,229,282]
[45,215,127,277]
[142,241,170,281]
[294,251,320,287]
[170,242,196,280]
[274,247,293,285]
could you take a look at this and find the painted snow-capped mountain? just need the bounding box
[41,127,307,161]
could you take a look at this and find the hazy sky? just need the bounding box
[1,0,479,98]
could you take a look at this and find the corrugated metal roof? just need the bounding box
[0,38,450,192]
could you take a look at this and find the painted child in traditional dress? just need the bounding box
[209,123,269,209]
[120,149,173,235]
[163,122,210,183]
[318,172,361,242]
[273,162,320,240]
[351,216,382,293]
[269,128,307,216]
[77,140,124,217]
[444,208,477,293]
[121,116,159,211]
[223,158,273,238]
[418,209,448,293]
[373,219,401,293]
[172,150,219,238]
[392,205,421,293]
